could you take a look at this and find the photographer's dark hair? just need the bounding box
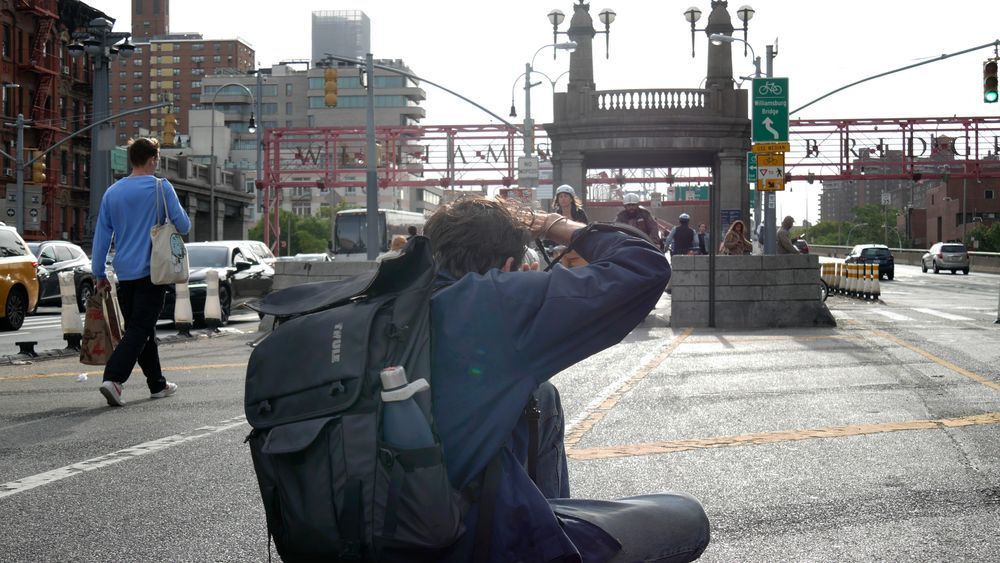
[127,137,160,167]
[424,197,529,278]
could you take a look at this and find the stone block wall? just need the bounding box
[670,254,835,328]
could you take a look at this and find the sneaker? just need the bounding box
[150,381,178,399]
[100,381,125,407]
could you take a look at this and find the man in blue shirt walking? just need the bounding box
[91,138,191,407]
[425,198,709,562]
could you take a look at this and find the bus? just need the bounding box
[332,208,426,261]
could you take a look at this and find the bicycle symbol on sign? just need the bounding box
[757,81,783,96]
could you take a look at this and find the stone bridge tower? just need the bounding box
[545,0,751,235]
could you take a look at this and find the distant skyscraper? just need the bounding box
[312,10,371,63]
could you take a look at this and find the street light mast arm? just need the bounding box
[792,39,1000,115]
[323,53,519,133]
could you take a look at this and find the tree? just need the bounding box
[247,208,332,255]
[798,204,906,247]
[965,222,1000,252]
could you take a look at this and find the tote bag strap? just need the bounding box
[154,177,173,227]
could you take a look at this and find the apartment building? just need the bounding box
[107,0,254,144]
[0,0,109,241]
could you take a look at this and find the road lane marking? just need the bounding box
[911,308,974,322]
[567,412,1000,461]
[0,415,248,499]
[869,309,913,322]
[872,329,1000,392]
[0,362,247,382]
[564,328,692,448]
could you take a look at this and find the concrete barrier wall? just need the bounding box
[670,254,835,328]
[272,260,378,291]
[809,246,1000,274]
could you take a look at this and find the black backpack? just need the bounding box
[245,237,484,562]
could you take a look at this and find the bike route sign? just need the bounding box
[752,77,789,143]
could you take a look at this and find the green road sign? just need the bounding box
[752,77,789,143]
[747,152,758,183]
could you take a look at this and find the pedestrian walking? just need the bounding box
[668,213,696,256]
[777,215,801,254]
[615,193,661,248]
[720,220,753,255]
[696,222,711,255]
[553,184,589,223]
[91,138,191,406]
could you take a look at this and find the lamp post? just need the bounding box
[208,83,256,241]
[511,42,576,164]
[708,31,779,254]
[68,17,134,239]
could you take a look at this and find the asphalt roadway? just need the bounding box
[0,283,998,561]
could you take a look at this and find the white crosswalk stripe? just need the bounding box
[869,309,913,321]
[911,308,974,322]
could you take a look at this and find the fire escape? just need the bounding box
[16,0,61,235]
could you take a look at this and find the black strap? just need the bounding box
[381,453,405,539]
[472,453,503,563]
[524,397,541,484]
[339,478,363,562]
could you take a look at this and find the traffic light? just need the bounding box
[30,150,46,184]
[984,58,998,103]
[324,68,338,107]
[163,114,177,145]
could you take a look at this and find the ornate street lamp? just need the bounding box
[684,4,753,58]
[549,2,616,59]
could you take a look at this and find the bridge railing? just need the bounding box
[592,89,709,113]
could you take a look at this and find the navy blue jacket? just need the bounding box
[430,228,670,562]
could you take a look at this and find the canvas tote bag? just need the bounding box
[149,177,189,285]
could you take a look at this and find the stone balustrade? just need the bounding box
[593,89,708,112]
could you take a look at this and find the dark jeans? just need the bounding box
[532,383,711,562]
[103,277,168,394]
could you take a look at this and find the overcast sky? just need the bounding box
[84,0,1000,221]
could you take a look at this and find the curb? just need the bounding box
[0,328,248,367]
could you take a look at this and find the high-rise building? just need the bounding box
[311,10,370,63]
[107,0,254,144]
[186,59,435,217]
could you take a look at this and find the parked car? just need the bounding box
[0,225,40,331]
[220,239,277,267]
[793,239,810,254]
[160,241,274,325]
[921,242,970,275]
[845,243,895,280]
[26,241,95,312]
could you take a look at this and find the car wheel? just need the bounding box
[963,268,969,275]
[0,287,28,331]
[933,262,940,274]
[219,285,232,326]
[921,261,927,273]
[76,280,94,313]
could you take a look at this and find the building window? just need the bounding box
[308,96,325,109]
[308,77,324,90]
[191,81,202,88]
[261,103,278,114]
[260,84,278,97]
[286,83,293,96]
[191,68,204,76]
[2,24,10,59]
[133,96,143,103]
[134,58,143,66]
[118,71,126,79]
[191,56,204,64]
[119,96,127,104]
[213,55,221,63]
[133,71,143,79]
[285,102,293,114]
[135,0,142,14]
[172,68,180,76]
[133,120,142,127]
[191,43,204,51]
[133,83,143,90]
[987,190,995,200]
[119,84,127,92]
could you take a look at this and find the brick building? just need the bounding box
[107,0,254,145]
[1,0,110,241]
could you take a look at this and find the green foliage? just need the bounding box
[965,222,1000,252]
[799,204,905,247]
[247,208,332,255]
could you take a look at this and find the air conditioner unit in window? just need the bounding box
[62,65,70,75]
[2,168,12,177]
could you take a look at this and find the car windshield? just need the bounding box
[861,248,890,258]
[187,246,229,268]
[941,244,966,253]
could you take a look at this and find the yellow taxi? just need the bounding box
[0,224,40,331]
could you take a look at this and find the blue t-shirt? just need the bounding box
[91,175,191,281]
[430,229,671,562]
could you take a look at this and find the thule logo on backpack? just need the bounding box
[331,323,343,363]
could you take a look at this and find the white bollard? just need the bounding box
[204,270,222,331]
[58,272,83,349]
[995,281,999,324]
[871,266,881,301]
[861,264,872,300]
[173,282,194,337]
